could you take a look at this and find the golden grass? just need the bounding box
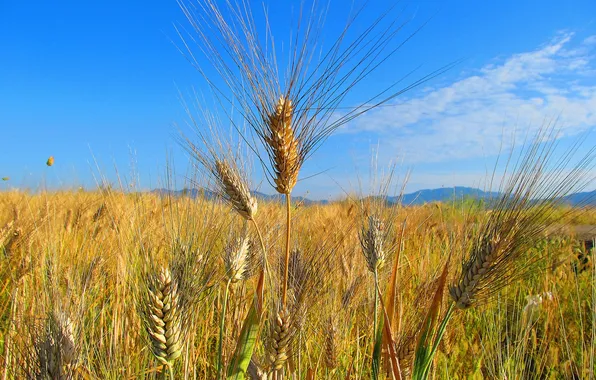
[0,190,594,378]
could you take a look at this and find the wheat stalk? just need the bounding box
[64,209,73,233]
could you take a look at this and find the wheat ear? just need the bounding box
[266,308,292,373]
[449,234,502,309]
[265,97,299,195]
[37,311,78,379]
[360,215,386,273]
[214,159,258,221]
[396,334,417,376]
[0,220,14,247]
[145,268,183,371]
[224,234,254,283]
[324,318,338,370]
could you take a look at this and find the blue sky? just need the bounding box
[1,0,595,199]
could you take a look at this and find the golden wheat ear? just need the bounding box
[223,233,256,283]
[214,159,258,221]
[35,311,79,379]
[324,317,338,370]
[266,307,292,373]
[144,267,183,367]
[265,96,300,195]
[450,128,596,310]
[179,117,258,222]
[359,215,387,273]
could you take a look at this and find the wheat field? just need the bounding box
[3,0,596,379]
[0,188,595,379]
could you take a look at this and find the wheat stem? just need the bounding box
[282,193,291,307]
[251,219,267,269]
[373,268,379,378]
[168,363,175,380]
[217,279,231,380]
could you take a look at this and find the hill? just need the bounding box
[151,187,595,207]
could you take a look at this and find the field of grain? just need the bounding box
[3,1,596,379]
[0,189,595,379]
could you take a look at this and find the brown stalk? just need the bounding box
[376,284,402,380]
[382,220,406,372]
[263,96,298,308]
[282,193,291,307]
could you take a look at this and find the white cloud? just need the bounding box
[583,35,596,46]
[339,32,596,165]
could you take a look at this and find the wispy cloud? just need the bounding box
[340,32,596,164]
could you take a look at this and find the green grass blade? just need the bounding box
[372,315,383,380]
[226,270,264,380]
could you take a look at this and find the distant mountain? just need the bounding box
[151,187,595,207]
[151,188,328,206]
[393,187,595,206]
[389,186,500,205]
[562,190,596,206]
[252,191,328,205]
[152,188,216,199]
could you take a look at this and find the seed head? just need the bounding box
[36,311,78,379]
[266,308,292,372]
[144,267,183,366]
[224,236,254,283]
[214,159,258,220]
[265,97,300,195]
[359,215,386,273]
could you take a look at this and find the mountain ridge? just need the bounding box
[151,187,596,207]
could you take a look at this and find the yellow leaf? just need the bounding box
[46,156,54,166]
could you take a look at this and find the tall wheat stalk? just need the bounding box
[178,0,446,309]
[218,233,255,380]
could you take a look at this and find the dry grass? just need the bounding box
[0,190,594,378]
